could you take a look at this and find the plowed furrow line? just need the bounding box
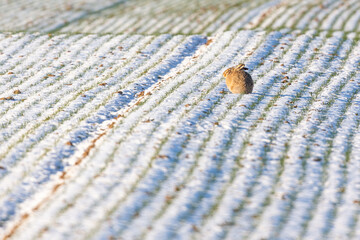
[20,31,241,240]
[245,33,357,240]
[107,31,280,240]
[136,32,288,240]
[0,34,35,73]
[230,0,279,31]
[195,29,325,240]
[0,33,206,239]
[0,34,112,158]
[0,33,175,196]
[0,34,160,224]
[237,33,354,240]
[303,74,360,239]
[208,31,344,239]
[273,36,358,240]
[168,31,318,239]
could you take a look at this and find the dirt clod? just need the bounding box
[137,91,145,97]
[205,38,213,46]
[0,96,14,100]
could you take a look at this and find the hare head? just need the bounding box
[223,64,249,77]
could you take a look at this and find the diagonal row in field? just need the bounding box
[0,0,128,33]
[57,0,360,35]
[1,0,360,34]
[1,28,359,239]
[0,31,206,232]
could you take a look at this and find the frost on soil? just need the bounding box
[1,0,360,240]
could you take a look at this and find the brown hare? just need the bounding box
[223,63,253,94]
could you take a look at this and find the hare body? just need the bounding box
[223,64,253,94]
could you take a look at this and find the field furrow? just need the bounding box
[1,0,360,239]
[1,28,358,240]
[44,0,360,35]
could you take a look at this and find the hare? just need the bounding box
[223,63,253,94]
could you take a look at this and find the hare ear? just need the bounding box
[236,63,245,70]
[223,69,230,77]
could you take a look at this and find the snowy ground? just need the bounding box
[0,0,360,240]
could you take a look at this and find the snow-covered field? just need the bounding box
[59,0,360,34]
[0,0,360,240]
